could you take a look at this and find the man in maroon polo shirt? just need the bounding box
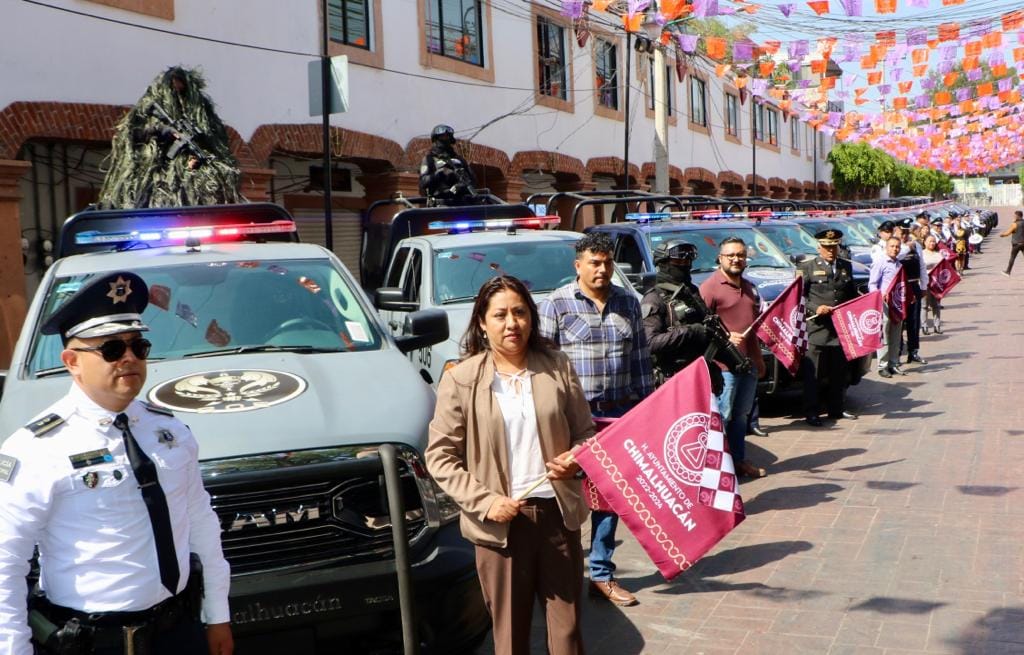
[699,237,766,479]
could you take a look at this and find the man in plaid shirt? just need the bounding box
[538,232,653,607]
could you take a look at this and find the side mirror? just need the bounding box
[375,287,419,312]
[618,262,635,275]
[394,309,449,354]
[0,370,5,399]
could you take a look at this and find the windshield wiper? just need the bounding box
[440,296,477,304]
[183,345,343,358]
[35,367,69,378]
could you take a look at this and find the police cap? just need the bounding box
[930,217,943,226]
[878,220,896,233]
[41,272,150,340]
[653,239,697,263]
[899,218,914,228]
[815,229,843,246]
[916,211,930,220]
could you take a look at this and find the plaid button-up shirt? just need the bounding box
[538,281,653,403]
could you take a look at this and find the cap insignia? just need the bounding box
[107,276,133,305]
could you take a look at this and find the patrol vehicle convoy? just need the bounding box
[365,206,635,387]
[0,204,490,653]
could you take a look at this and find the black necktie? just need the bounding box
[114,413,180,595]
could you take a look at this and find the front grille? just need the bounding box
[208,469,427,575]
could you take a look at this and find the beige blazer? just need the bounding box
[426,349,595,547]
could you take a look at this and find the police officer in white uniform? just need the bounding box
[0,272,232,655]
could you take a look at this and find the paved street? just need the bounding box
[476,207,1023,655]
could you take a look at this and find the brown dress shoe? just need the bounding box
[736,461,767,478]
[588,580,638,606]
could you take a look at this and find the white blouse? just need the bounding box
[491,370,554,500]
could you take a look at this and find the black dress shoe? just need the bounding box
[828,411,858,420]
[805,416,824,427]
[890,365,909,376]
[878,368,893,378]
[908,353,928,364]
[750,426,770,437]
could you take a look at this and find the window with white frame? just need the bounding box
[426,0,484,66]
[596,39,618,110]
[537,16,567,99]
[648,60,674,115]
[766,107,779,145]
[725,92,739,136]
[689,76,706,126]
[790,117,800,150]
[328,0,371,50]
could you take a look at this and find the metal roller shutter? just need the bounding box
[291,209,363,283]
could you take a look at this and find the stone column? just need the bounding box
[0,160,31,369]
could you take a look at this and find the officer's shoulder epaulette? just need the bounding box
[24,413,65,438]
[140,401,174,418]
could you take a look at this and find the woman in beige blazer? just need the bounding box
[426,275,594,655]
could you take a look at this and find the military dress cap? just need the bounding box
[899,217,914,228]
[815,229,843,246]
[916,211,930,220]
[653,239,697,262]
[878,220,896,232]
[41,272,150,339]
[931,217,943,225]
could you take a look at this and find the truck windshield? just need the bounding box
[753,224,819,255]
[649,228,792,274]
[434,240,626,303]
[28,258,381,376]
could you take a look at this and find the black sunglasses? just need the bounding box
[71,338,152,362]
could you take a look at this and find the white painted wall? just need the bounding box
[2,0,830,184]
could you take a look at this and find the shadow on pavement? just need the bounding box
[865,480,919,491]
[948,607,1024,654]
[850,596,947,615]
[744,483,844,513]
[756,447,867,474]
[957,485,1018,497]
[838,458,905,473]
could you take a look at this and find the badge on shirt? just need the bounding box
[813,271,827,276]
[69,448,114,470]
[157,429,176,447]
[82,471,99,488]
[0,454,17,483]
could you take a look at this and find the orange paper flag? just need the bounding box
[715,63,731,77]
[592,0,611,10]
[1003,10,1024,32]
[981,32,1002,49]
[705,36,726,59]
[898,81,913,94]
[855,87,867,97]
[762,40,781,54]
[962,56,979,71]
[893,97,908,109]
[821,76,836,90]
[935,91,952,105]
[976,82,993,97]
[867,71,882,85]
[810,59,827,74]
[759,60,775,76]
[875,31,896,46]
[912,64,927,77]
[992,63,1008,78]
[943,72,959,87]
[623,13,642,32]
[860,55,877,70]
[911,48,929,64]
[942,0,964,5]
[875,0,895,13]
[938,23,960,42]
[807,0,829,14]
[964,41,981,57]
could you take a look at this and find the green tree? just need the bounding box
[827,142,897,197]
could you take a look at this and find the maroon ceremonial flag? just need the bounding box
[831,291,884,361]
[573,359,745,580]
[884,266,908,322]
[928,257,962,300]
[749,277,807,376]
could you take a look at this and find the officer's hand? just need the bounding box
[486,496,525,523]
[207,623,234,655]
[546,450,580,480]
[815,305,833,316]
[728,331,745,346]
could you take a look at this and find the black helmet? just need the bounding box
[430,124,455,143]
[653,239,697,264]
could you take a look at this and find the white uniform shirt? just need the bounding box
[0,384,230,654]
[491,371,554,500]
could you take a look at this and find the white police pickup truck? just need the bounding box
[0,204,489,654]
[370,212,637,387]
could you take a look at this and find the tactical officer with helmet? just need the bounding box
[641,239,727,392]
[418,124,478,206]
[799,229,859,426]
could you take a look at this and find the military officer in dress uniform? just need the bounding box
[799,230,859,427]
[640,239,717,390]
[0,272,232,655]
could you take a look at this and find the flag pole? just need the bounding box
[515,452,578,501]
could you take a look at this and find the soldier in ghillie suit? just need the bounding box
[98,67,242,208]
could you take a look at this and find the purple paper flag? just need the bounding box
[938,61,954,74]
[915,94,930,108]
[966,68,983,82]
[733,42,754,62]
[955,88,971,102]
[906,28,927,46]
[840,44,860,62]
[750,79,769,96]
[905,0,928,7]
[878,84,891,95]
[778,3,795,17]
[999,78,1013,93]
[560,0,585,19]
[921,77,935,90]
[839,0,861,16]
[788,39,809,58]
[940,45,956,61]
[677,33,698,53]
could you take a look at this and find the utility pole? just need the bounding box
[653,45,669,194]
[624,32,632,192]
[812,128,818,200]
[751,100,758,197]
[321,0,333,251]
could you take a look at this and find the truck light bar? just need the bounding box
[427,215,561,232]
[624,212,672,222]
[74,220,297,246]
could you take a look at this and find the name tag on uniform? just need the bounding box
[0,454,17,482]
[813,271,827,276]
[69,448,113,469]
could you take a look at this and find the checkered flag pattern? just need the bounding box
[697,396,745,515]
[793,295,809,355]
[752,277,808,376]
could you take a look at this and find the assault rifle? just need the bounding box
[146,101,213,165]
[668,283,753,376]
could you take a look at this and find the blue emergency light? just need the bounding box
[624,212,671,222]
[427,215,560,233]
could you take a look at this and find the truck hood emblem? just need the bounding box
[147,369,307,413]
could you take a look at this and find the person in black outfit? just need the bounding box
[799,229,859,426]
[899,219,928,365]
[418,124,478,206]
[1000,209,1024,276]
[640,239,718,391]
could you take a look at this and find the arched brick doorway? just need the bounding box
[683,166,719,196]
[718,170,745,197]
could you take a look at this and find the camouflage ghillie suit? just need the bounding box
[98,67,242,208]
